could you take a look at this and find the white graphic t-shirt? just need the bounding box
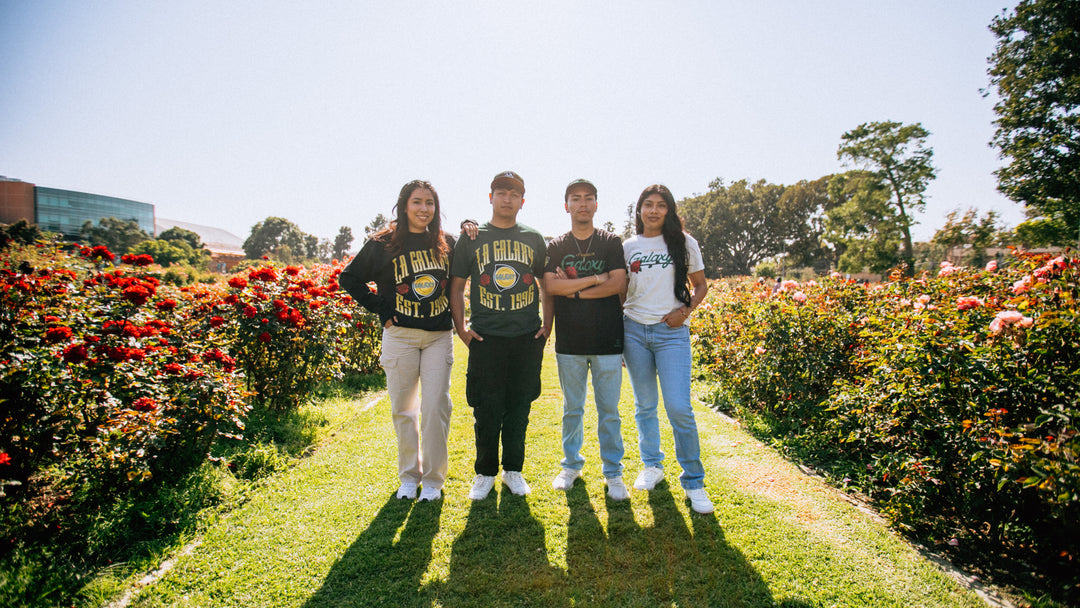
[622,233,704,325]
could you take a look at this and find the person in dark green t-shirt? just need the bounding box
[449,170,548,501]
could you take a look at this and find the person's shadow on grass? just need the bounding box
[438,486,566,606]
[566,479,815,608]
[300,493,442,608]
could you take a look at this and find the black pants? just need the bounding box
[465,332,546,476]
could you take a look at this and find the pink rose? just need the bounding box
[996,310,1024,325]
[792,291,807,303]
[1012,277,1032,294]
[985,260,998,272]
[956,296,983,311]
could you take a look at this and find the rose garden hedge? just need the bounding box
[0,243,381,500]
[691,252,1078,598]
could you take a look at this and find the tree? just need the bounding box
[79,217,150,255]
[837,121,937,270]
[775,176,835,272]
[680,178,786,277]
[243,217,315,260]
[0,219,44,248]
[158,226,205,251]
[332,226,354,261]
[932,208,1003,267]
[621,203,635,240]
[128,239,192,267]
[987,0,1080,247]
[364,213,389,236]
[823,171,904,274]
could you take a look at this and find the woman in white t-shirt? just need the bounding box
[622,184,714,514]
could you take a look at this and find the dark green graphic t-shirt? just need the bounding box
[450,222,546,337]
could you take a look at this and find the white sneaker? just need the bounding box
[605,476,630,501]
[418,487,441,502]
[686,488,714,514]
[468,475,496,500]
[396,481,418,500]
[502,471,532,496]
[633,466,664,490]
[551,468,581,490]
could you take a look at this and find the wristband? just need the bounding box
[575,291,581,299]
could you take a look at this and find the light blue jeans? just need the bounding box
[622,317,706,490]
[556,353,625,479]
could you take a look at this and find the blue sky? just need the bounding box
[1,1,1024,245]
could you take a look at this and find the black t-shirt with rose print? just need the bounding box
[544,229,625,355]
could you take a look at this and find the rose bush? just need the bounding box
[197,261,381,412]
[0,244,247,494]
[0,245,384,496]
[692,253,1078,599]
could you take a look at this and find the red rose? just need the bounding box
[62,343,88,364]
[523,273,533,285]
[45,326,73,343]
[0,452,11,466]
[258,331,272,343]
[210,316,226,327]
[228,276,248,289]
[132,397,157,412]
[122,285,153,305]
[630,260,642,273]
[479,274,491,286]
[565,266,578,279]
[396,284,410,295]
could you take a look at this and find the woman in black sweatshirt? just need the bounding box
[339,180,458,502]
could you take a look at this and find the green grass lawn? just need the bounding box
[121,340,986,608]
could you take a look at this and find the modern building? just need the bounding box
[1,176,245,272]
[1,176,155,239]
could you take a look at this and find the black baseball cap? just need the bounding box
[564,178,597,200]
[491,170,525,193]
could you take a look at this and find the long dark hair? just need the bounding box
[375,180,451,261]
[635,184,690,306]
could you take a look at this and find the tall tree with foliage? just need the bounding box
[242,217,316,260]
[823,171,904,274]
[78,217,150,255]
[837,121,936,271]
[987,0,1080,247]
[332,226,354,261]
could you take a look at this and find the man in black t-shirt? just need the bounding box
[542,179,629,500]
